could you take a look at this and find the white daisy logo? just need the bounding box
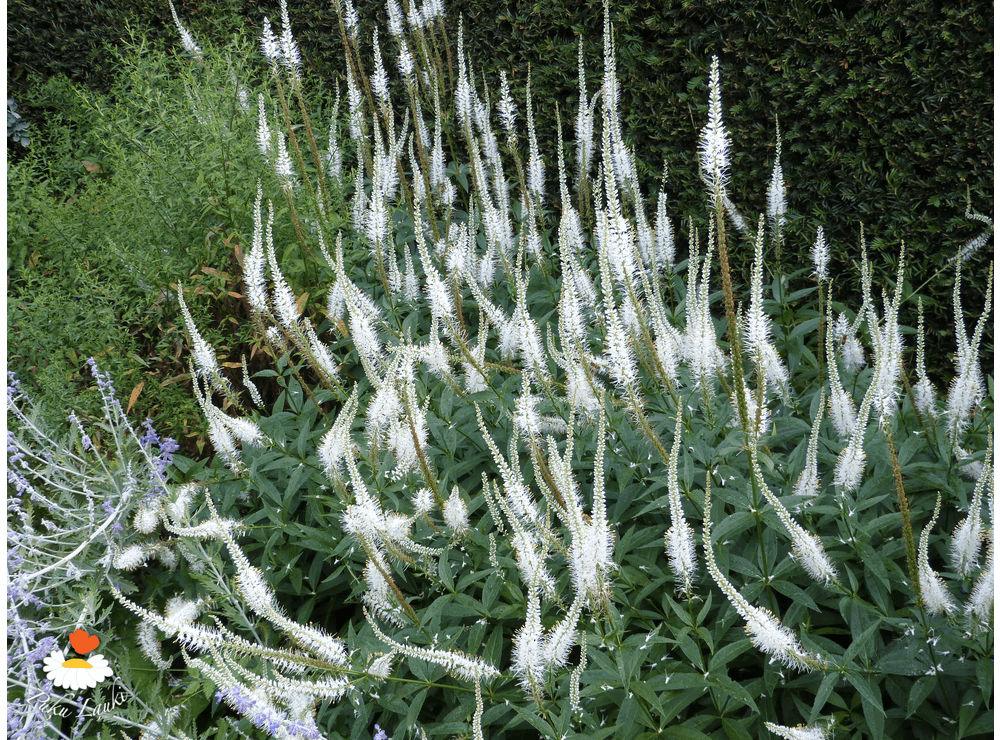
[43,629,114,691]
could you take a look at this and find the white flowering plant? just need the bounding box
[8,2,994,739]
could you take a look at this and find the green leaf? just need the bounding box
[661,727,714,740]
[483,623,503,667]
[438,550,455,591]
[709,674,758,712]
[809,672,839,724]
[964,708,995,737]
[709,638,751,672]
[847,672,884,738]
[663,673,711,691]
[400,688,428,733]
[975,657,993,706]
[906,676,936,718]
[615,695,640,738]
[710,511,757,544]
[843,616,882,664]
[510,703,555,735]
[721,717,754,740]
[896,431,925,467]
[877,653,925,677]
[769,579,819,612]
[481,573,501,610]
[674,633,705,670]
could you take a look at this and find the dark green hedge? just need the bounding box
[9,0,992,379]
[7,0,256,94]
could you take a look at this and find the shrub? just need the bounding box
[8,3,993,740]
[6,27,343,452]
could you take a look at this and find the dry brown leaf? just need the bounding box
[126,381,145,414]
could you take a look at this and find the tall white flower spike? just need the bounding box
[745,218,790,398]
[766,119,786,244]
[946,260,992,446]
[699,56,731,205]
[576,40,595,180]
[826,304,856,440]
[964,440,993,630]
[912,298,938,418]
[765,720,832,740]
[811,226,829,282]
[169,2,203,61]
[793,391,825,503]
[278,0,301,78]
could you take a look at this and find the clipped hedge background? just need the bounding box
[9,0,993,380]
[6,0,250,94]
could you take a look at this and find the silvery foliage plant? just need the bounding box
[7,364,192,739]
[9,1,993,738]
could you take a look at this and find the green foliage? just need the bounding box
[176,245,992,740]
[6,30,341,452]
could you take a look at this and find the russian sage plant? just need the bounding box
[8,2,993,739]
[7,365,199,739]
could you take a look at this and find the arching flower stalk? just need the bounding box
[664,412,697,595]
[704,480,825,672]
[917,494,958,616]
[177,288,235,402]
[951,446,992,577]
[169,2,203,61]
[750,447,838,586]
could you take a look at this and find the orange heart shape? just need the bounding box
[69,629,100,655]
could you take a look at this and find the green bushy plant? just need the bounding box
[7,25,348,452]
[8,3,993,740]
